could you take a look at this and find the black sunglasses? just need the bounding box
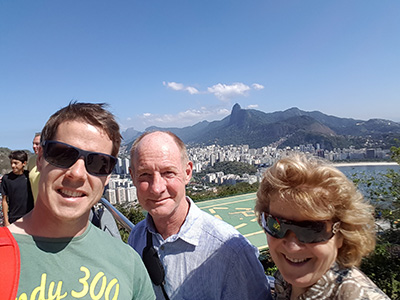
[261,212,340,244]
[42,140,117,176]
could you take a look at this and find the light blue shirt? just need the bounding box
[128,197,272,300]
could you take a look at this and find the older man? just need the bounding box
[128,131,272,300]
[8,102,155,300]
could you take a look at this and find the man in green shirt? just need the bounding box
[8,102,155,300]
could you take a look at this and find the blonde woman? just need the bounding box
[255,153,389,299]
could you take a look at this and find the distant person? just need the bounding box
[255,153,389,299]
[128,131,272,299]
[1,151,34,226]
[27,132,41,203]
[8,102,155,299]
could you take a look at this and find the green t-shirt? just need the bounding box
[14,224,155,300]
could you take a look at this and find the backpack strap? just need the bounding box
[0,227,20,299]
[142,230,170,300]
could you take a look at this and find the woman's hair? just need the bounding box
[255,152,376,267]
[41,102,121,157]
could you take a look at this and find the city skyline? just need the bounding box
[1,1,399,150]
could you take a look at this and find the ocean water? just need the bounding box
[337,164,400,177]
[336,164,400,207]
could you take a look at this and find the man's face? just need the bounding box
[37,120,113,223]
[130,133,192,221]
[32,135,40,154]
[11,159,26,175]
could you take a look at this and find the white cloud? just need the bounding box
[186,86,199,95]
[247,104,259,109]
[163,81,264,101]
[163,81,199,94]
[164,81,184,91]
[252,83,264,90]
[207,83,251,101]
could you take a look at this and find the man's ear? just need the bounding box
[185,161,193,184]
[129,167,136,186]
[36,146,44,172]
[104,174,111,186]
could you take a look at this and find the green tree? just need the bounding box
[356,146,400,298]
[114,204,146,242]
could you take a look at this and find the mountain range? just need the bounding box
[122,104,400,151]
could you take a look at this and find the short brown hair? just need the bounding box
[41,102,121,156]
[9,150,28,163]
[255,152,376,268]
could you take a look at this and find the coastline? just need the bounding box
[332,161,398,167]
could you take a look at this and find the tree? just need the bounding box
[357,146,400,298]
[114,203,146,242]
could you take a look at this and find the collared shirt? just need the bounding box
[128,197,272,300]
[274,263,390,300]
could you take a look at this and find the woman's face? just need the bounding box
[266,197,343,295]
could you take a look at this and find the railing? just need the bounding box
[99,198,135,232]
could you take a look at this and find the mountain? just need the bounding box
[123,104,400,151]
[121,127,141,144]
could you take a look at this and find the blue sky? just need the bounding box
[1,1,399,150]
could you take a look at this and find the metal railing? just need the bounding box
[99,198,135,232]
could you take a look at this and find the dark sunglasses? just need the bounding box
[261,212,340,244]
[42,140,117,176]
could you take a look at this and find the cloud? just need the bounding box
[164,81,264,101]
[207,83,251,101]
[163,81,199,95]
[186,86,199,95]
[252,83,264,90]
[247,104,259,109]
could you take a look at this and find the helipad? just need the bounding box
[196,193,268,250]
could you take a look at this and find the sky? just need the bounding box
[1,1,399,151]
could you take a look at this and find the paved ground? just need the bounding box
[196,193,268,250]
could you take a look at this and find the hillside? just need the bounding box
[122,104,400,151]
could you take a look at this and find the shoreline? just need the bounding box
[332,161,398,167]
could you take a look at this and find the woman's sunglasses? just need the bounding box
[42,140,117,176]
[261,212,340,244]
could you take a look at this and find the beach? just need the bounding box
[332,161,398,167]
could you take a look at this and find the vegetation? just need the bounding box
[360,230,400,299]
[353,145,400,299]
[114,203,146,243]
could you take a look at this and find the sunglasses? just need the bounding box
[42,140,117,176]
[261,212,340,244]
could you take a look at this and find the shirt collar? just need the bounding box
[144,197,202,247]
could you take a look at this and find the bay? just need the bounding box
[336,164,400,177]
[335,163,399,208]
